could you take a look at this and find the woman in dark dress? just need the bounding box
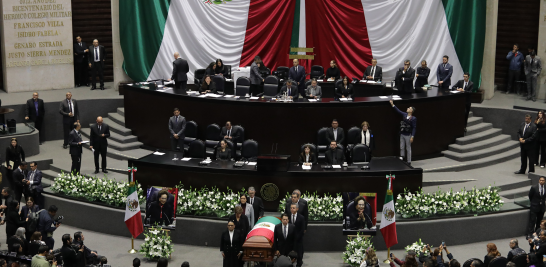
[298,145,317,166]
[206,62,217,76]
[215,59,229,77]
[20,197,39,241]
[6,138,25,181]
[414,60,430,92]
[216,140,232,161]
[4,201,26,241]
[535,110,546,168]
[200,75,217,94]
[483,243,501,267]
[348,196,373,229]
[220,221,242,267]
[27,231,44,256]
[325,60,340,81]
[228,206,249,240]
[147,190,174,226]
[335,76,354,99]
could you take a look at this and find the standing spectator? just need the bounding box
[88,39,106,90]
[20,196,39,240]
[483,243,501,267]
[31,245,50,267]
[25,162,43,208]
[506,239,525,261]
[59,92,79,149]
[0,188,14,213]
[3,201,27,240]
[235,194,254,229]
[436,55,453,89]
[289,59,306,97]
[38,205,60,250]
[273,213,295,257]
[60,234,84,267]
[73,36,89,87]
[531,230,546,258]
[73,231,100,265]
[326,119,345,146]
[506,44,524,94]
[389,100,417,165]
[395,59,415,94]
[68,123,83,174]
[535,110,546,168]
[168,108,186,154]
[248,187,264,224]
[12,161,28,203]
[516,114,538,174]
[227,206,249,241]
[288,203,305,267]
[24,92,45,144]
[364,248,379,267]
[528,177,546,236]
[6,138,25,191]
[249,56,264,96]
[414,60,430,92]
[89,116,110,174]
[28,232,44,256]
[168,52,189,91]
[220,221,242,267]
[284,190,309,232]
[390,252,418,267]
[524,51,542,101]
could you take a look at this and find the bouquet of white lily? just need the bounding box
[277,191,343,221]
[139,226,174,259]
[342,233,375,267]
[176,185,246,218]
[405,239,430,256]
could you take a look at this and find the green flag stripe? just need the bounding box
[442,0,486,89]
[289,0,300,55]
[120,0,171,81]
[127,184,137,195]
[256,216,281,225]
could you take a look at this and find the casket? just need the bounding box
[242,216,280,262]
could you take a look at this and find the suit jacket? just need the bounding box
[68,129,83,155]
[88,45,106,67]
[250,62,263,85]
[395,67,415,93]
[289,65,306,90]
[220,229,242,254]
[61,245,84,267]
[336,84,354,98]
[228,214,250,239]
[249,196,264,222]
[220,127,240,142]
[279,85,299,99]
[524,56,542,76]
[284,200,308,230]
[305,85,322,98]
[436,63,453,86]
[236,203,255,229]
[171,58,189,82]
[169,115,186,139]
[273,223,296,255]
[326,127,345,145]
[298,153,317,165]
[199,81,217,93]
[12,167,27,192]
[26,169,43,193]
[59,98,79,123]
[453,80,474,92]
[529,184,546,213]
[363,65,382,81]
[517,122,537,149]
[288,213,305,242]
[355,129,375,152]
[415,66,430,89]
[25,99,45,121]
[73,41,87,63]
[147,190,175,214]
[148,200,174,225]
[89,123,110,147]
[325,148,345,165]
[348,206,373,229]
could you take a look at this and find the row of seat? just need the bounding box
[194,65,329,85]
[185,138,259,161]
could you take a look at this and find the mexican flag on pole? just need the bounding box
[125,167,143,238]
[380,174,398,248]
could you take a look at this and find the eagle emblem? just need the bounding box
[126,199,139,212]
[383,207,395,221]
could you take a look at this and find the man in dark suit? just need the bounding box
[437,55,453,89]
[89,116,110,174]
[528,177,546,237]
[12,161,28,202]
[248,187,264,224]
[88,39,106,90]
[168,52,189,90]
[59,92,79,149]
[25,92,45,144]
[26,161,43,207]
[73,36,88,87]
[326,119,345,145]
[325,141,345,165]
[278,80,299,99]
[395,60,415,94]
[168,108,186,153]
[288,59,306,97]
[220,121,240,143]
[516,114,538,174]
[68,122,83,174]
[274,213,295,257]
[363,58,382,82]
[284,191,308,231]
[452,72,474,130]
[288,203,305,267]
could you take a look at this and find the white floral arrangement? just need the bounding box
[50,172,145,207]
[277,191,343,221]
[139,226,174,259]
[405,239,430,256]
[395,186,504,218]
[176,185,246,218]
[342,233,375,267]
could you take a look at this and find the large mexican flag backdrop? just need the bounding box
[120,0,485,87]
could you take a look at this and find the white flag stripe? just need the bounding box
[124,190,139,221]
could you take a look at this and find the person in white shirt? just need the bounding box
[220,221,242,267]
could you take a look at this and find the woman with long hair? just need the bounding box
[200,75,217,94]
[527,253,539,267]
[535,110,546,168]
[484,243,501,267]
[299,145,317,166]
[206,61,217,76]
[215,59,228,77]
[365,248,379,267]
[335,76,354,99]
[326,60,340,81]
[216,140,232,161]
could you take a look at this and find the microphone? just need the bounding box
[274,143,278,154]
[162,211,172,225]
[271,144,274,154]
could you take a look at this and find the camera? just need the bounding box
[71,243,82,251]
[54,215,64,224]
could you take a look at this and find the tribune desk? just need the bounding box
[129,153,422,211]
[125,84,466,161]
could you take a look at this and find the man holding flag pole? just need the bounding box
[380,173,398,262]
[125,166,143,253]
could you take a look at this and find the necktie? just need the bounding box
[541,186,543,197]
[292,214,296,224]
[29,171,34,184]
[79,43,81,47]
[371,67,375,78]
[364,132,367,145]
[98,125,101,132]
[95,47,98,61]
[443,64,446,68]
[228,130,231,137]
[334,129,337,140]
[68,100,72,114]
[284,225,287,239]
[296,66,298,73]
[524,124,528,136]
[176,116,178,123]
[288,88,291,96]
[35,100,39,116]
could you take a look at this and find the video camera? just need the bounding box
[54,215,64,224]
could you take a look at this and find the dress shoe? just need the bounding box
[514,171,526,174]
[94,170,100,174]
[91,87,95,90]
[533,98,536,102]
[100,86,105,90]
[529,172,535,174]
[102,169,108,173]
[505,91,512,94]
[76,84,80,88]
[63,145,67,149]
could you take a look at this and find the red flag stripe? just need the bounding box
[380,223,398,248]
[125,214,143,238]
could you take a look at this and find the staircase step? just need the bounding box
[99,118,131,136]
[456,128,502,145]
[83,126,138,144]
[500,187,530,199]
[80,128,142,151]
[466,116,483,127]
[108,112,125,127]
[448,135,512,153]
[79,142,152,161]
[425,147,521,172]
[466,122,493,136]
[117,107,125,116]
[497,180,532,192]
[443,141,520,161]
[469,111,473,118]
[42,170,59,181]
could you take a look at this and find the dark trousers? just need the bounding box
[520,146,535,173]
[170,136,184,154]
[93,144,107,171]
[529,208,545,235]
[62,121,75,146]
[74,60,88,86]
[91,62,104,88]
[536,140,546,166]
[71,154,81,174]
[174,80,187,91]
[464,103,471,128]
[507,69,520,93]
[43,236,54,250]
[295,239,304,267]
[32,116,44,143]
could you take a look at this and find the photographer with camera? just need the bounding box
[73,231,100,264]
[60,234,84,267]
[37,205,61,250]
[31,245,51,267]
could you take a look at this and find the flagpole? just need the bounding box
[128,237,137,253]
[383,247,391,263]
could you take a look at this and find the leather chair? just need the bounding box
[310,65,324,79]
[463,259,483,267]
[225,65,232,79]
[259,68,271,78]
[241,139,259,161]
[259,76,279,97]
[335,78,343,89]
[233,125,245,149]
[511,254,527,267]
[305,80,312,88]
[183,120,198,152]
[300,143,317,155]
[235,77,251,96]
[344,200,371,229]
[205,124,221,157]
[194,69,206,85]
[186,139,206,159]
[352,144,371,163]
[489,257,508,267]
[212,75,225,94]
[346,126,361,162]
[275,66,289,80]
[316,127,329,161]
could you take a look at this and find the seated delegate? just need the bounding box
[348,196,373,229]
[298,145,317,166]
[200,75,217,94]
[216,140,232,161]
[305,79,322,99]
[325,140,345,165]
[278,80,299,99]
[215,59,229,77]
[205,62,216,76]
[335,76,354,99]
[147,190,174,226]
[325,60,340,81]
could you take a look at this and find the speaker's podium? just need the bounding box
[257,155,291,172]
